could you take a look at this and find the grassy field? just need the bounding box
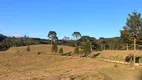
[98,50,142,61]
[5,44,74,54]
[0,45,142,80]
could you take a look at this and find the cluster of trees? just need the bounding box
[0,34,49,51]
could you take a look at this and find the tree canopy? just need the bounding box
[120,11,142,44]
[72,32,81,40]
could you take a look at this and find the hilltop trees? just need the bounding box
[48,31,58,44]
[0,33,41,51]
[72,32,81,40]
[48,31,59,53]
[120,11,142,47]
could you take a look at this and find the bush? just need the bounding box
[82,41,91,56]
[114,64,118,68]
[125,54,134,62]
[59,47,63,55]
[52,43,58,53]
[37,52,41,55]
[26,46,30,52]
[74,46,79,55]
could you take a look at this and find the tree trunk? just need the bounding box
[126,43,129,50]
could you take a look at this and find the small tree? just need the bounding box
[74,46,79,55]
[83,40,91,57]
[52,43,58,53]
[59,47,63,55]
[27,45,30,52]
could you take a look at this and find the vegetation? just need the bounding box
[48,31,58,44]
[74,46,79,55]
[1,11,142,52]
[82,40,91,56]
[72,32,81,40]
[120,11,142,50]
[59,47,63,55]
[52,43,58,53]
[26,46,30,52]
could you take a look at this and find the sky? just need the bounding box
[0,0,142,39]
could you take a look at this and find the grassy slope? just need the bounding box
[0,53,141,80]
[0,45,142,80]
[5,44,74,54]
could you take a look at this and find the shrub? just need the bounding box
[74,46,79,55]
[26,46,30,52]
[59,47,63,55]
[61,52,73,56]
[114,64,118,68]
[37,52,41,55]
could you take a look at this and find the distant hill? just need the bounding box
[5,44,74,54]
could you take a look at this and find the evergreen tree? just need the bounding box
[74,46,79,55]
[120,11,142,45]
[59,47,63,55]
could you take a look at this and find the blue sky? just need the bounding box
[0,0,142,39]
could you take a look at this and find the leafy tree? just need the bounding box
[74,46,79,55]
[52,36,58,44]
[59,47,63,55]
[48,31,57,44]
[120,11,142,46]
[72,32,81,40]
[77,36,98,51]
[52,43,58,53]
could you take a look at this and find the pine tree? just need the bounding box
[120,11,142,44]
[74,46,79,55]
[59,47,63,55]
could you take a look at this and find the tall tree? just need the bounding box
[72,32,81,40]
[48,31,57,45]
[120,11,142,47]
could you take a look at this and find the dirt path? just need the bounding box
[98,59,141,66]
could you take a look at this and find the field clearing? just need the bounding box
[0,53,141,80]
[0,45,142,80]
